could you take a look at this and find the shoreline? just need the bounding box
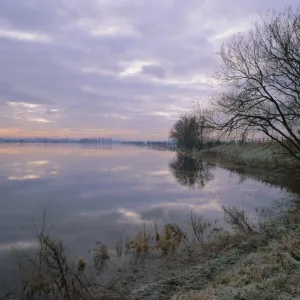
[6,198,300,300]
[3,143,300,300]
[171,143,300,197]
[180,143,300,184]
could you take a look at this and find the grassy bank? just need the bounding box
[137,219,300,300]
[190,143,299,174]
[5,202,300,300]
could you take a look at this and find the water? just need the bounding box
[0,144,296,290]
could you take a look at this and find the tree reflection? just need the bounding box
[169,154,215,188]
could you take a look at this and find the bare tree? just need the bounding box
[212,7,300,162]
[170,110,213,150]
[194,108,215,149]
[169,114,200,150]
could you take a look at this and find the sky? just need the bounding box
[0,0,298,140]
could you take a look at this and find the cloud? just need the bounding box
[119,60,157,76]
[4,101,58,126]
[28,118,51,123]
[76,18,139,38]
[7,102,39,108]
[0,89,54,105]
[0,27,52,42]
[142,65,166,79]
[0,0,299,139]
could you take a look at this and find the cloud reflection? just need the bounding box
[6,159,58,181]
[150,199,222,213]
[101,166,129,172]
[28,160,49,166]
[0,240,37,252]
[149,170,170,176]
[117,208,148,225]
[8,174,40,180]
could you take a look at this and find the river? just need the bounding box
[0,144,297,292]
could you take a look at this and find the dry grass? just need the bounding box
[93,242,110,271]
[171,289,218,300]
[12,212,131,300]
[120,223,189,259]
[8,203,300,300]
[15,234,94,300]
[8,206,252,299]
[135,203,300,300]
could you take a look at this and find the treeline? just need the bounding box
[0,137,113,144]
[170,6,300,164]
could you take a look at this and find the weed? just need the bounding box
[190,211,212,246]
[115,237,123,258]
[93,242,110,271]
[222,206,254,232]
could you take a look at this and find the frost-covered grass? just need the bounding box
[7,205,300,300]
[135,209,300,300]
[198,142,298,171]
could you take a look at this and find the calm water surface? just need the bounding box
[0,144,295,288]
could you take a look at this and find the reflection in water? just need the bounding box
[222,164,300,195]
[8,174,40,180]
[169,153,215,189]
[0,144,298,294]
[6,159,59,181]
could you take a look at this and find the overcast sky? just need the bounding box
[0,0,298,140]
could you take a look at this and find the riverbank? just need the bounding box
[136,210,300,300]
[135,144,300,299]
[7,201,300,300]
[188,142,299,175]
[130,144,300,299]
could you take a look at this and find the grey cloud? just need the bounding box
[142,65,166,78]
[0,89,55,105]
[0,0,299,137]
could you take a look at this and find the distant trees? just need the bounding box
[169,110,214,150]
[212,7,300,162]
